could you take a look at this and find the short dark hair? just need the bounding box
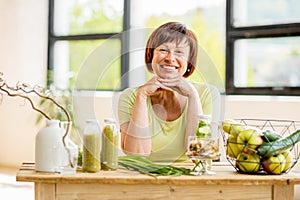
[144,22,198,78]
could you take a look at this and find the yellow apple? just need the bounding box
[282,151,294,172]
[229,124,248,137]
[222,119,236,133]
[222,119,242,134]
[236,152,261,173]
[226,135,241,158]
[262,154,285,175]
[237,129,263,154]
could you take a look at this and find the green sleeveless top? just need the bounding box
[118,82,220,162]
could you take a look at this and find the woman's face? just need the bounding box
[151,40,190,79]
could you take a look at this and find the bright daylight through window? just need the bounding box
[49,0,225,92]
[49,0,300,95]
[226,0,300,95]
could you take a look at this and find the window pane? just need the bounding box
[53,39,121,90]
[53,0,123,35]
[234,37,300,88]
[233,0,300,27]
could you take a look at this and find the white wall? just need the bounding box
[0,0,48,85]
[0,0,48,167]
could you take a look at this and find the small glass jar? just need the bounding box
[196,114,212,138]
[56,121,78,174]
[101,118,119,170]
[82,119,101,173]
[196,114,213,169]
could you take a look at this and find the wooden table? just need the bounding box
[16,162,300,200]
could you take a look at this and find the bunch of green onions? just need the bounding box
[118,155,191,177]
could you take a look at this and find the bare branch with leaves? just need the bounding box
[0,72,75,167]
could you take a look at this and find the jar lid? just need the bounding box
[104,118,116,123]
[197,114,211,119]
[85,119,99,123]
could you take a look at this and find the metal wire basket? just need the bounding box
[221,119,300,175]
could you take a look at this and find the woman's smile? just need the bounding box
[157,64,180,78]
[160,64,179,70]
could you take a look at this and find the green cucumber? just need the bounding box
[261,130,282,143]
[257,130,300,157]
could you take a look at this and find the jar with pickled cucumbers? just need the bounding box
[196,114,212,138]
[196,114,213,169]
[82,119,101,173]
[101,118,119,170]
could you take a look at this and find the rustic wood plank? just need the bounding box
[273,184,294,200]
[16,164,300,186]
[56,183,272,200]
[15,162,300,200]
[35,183,55,200]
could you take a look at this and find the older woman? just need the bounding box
[118,22,219,162]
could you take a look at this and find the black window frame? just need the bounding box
[47,0,130,91]
[226,0,300,96]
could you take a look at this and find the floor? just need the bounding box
[0,166,34,200]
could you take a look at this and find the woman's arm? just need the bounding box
[120,77,165,155]
[120,91,152,156]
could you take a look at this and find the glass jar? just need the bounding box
[196,114,213,169]
[82,119,101,172]
[196,114,212,138]
[56,121,78,174]
[101,118,119,170]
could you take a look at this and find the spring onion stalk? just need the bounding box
[118,155,191,177]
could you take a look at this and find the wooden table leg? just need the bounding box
[35,183,55,200]
[273,184,294,200]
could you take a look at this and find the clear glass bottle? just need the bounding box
[82,119,101,172]
[56,121,78,174]
[101,118,119,170]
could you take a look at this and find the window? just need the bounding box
[226,0,300,95]
[48,0,129,91]
[49,0,226,92]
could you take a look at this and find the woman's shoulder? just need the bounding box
[121,87,137,94]
[119,87,138,101]
[121,87,138,95]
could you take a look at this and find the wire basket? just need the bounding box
[221,119,300,175]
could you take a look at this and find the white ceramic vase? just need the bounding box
[35,119,65,172]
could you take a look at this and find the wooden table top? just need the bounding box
[16,162,300,186]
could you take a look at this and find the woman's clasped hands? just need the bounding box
[140,74,194,98]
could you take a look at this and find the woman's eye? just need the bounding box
[159,48,168,53]
[175,50,184,55]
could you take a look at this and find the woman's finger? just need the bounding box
[155,81,174,92]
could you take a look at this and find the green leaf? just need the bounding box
[118,155,191,177]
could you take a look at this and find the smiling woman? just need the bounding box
[118,22,221,162]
